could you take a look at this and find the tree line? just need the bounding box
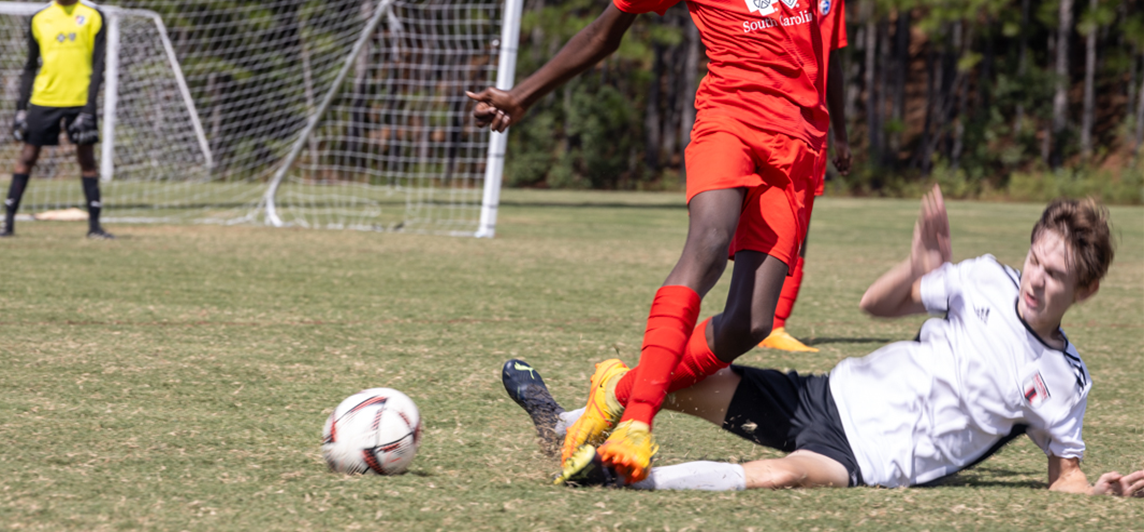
[503,0,1144,203]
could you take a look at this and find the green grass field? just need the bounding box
[1,190,1141,531]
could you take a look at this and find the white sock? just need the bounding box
[554,407,584,437]
[630,461,746,491]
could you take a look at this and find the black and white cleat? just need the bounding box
[502,359,566,457]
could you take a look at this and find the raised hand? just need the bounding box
[466,88,524,133]
[910,184,952,277]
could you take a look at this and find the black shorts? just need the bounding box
[25,105,92,146]
[722,366,864,487]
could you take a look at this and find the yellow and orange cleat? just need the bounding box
[758,326,819,352]
[597,420,659,484]
[559,359,629,464]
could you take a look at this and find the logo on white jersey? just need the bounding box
[1023,372,1051,408]
[746,0,777,16]
[819,0,831,15]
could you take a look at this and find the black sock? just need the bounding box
[81,176,101,232]
[5,173,30,233]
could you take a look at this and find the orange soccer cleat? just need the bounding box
[597,420,659,484]
[758,327,819,352]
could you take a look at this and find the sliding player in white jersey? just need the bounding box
[504,186,1142,496]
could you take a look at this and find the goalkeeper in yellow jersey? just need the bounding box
[4,0,111,239]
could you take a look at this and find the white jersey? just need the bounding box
[830,255,1090,487]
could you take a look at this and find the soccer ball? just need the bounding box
[322,388,422,475]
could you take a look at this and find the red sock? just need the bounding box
[619,286,701,429]
[666,318,729,394]
[615,317,728,405]
[773,255,805,329]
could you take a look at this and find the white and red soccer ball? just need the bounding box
[322,388,422,475]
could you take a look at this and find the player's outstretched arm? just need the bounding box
[859,184,951,317]
[826,55,850,176]
[466,4,637,132]
[1049,455,1144,497]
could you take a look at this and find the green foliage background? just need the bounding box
[502,0,1144,203]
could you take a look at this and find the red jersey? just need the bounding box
[614,0,847,149]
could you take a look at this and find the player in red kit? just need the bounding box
[760,0,851,352]
[468,0,847,484]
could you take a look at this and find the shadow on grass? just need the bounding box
[805,337,893,346]
[917,467,1046,490]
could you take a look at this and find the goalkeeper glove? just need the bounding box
[12,110,27,143]
[68,112,99,145]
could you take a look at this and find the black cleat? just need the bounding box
[86,228,115,240]
[0,229,12,237]
[502,359,565,457]
[554,444,621,488]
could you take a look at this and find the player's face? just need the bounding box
[1017,230,1086,331]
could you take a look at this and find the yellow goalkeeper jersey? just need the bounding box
[25,1,105,109]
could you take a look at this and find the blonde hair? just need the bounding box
[1031,198,1114,288]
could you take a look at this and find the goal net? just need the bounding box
[0,0,517,236]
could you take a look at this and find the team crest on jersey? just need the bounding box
[780,0,800,8]
[746,0,777,17]
[820,0,831,15]
[1023,372,1051,408]
[76,15,86,26]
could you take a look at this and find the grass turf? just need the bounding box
[0,190,1141,531]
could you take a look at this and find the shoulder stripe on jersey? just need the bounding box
[1010,301,1088,390]
[1001,264,1021,289]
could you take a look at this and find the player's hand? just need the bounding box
[910,184,951,277]
[832,137,851,176]
[1092,470,1144,497]
[68,112,99,145]
[12,110,28,143]
[465,88,524,133]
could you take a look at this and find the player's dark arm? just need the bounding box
[84,12,108,116]
[826,55,850,175]
[466,4,638,132]
[860,185,951,317]
[16,18,40,111]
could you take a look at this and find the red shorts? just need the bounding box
[685,116,818,268]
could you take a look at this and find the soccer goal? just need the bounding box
[0,0,522,237]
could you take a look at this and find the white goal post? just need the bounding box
[95,5,213,182]
[0,0,522,237]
